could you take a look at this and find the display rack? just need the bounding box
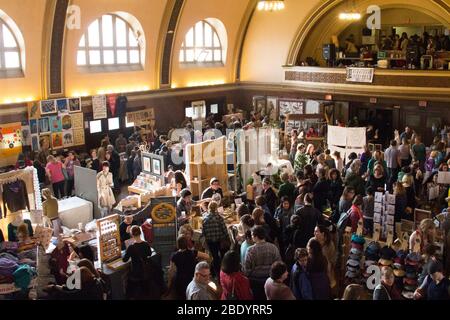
[96,214,122,265]
[186,136,228,198]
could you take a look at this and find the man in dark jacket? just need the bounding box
[107,145,121,191]
[312,169,330,212]
[294,193,324,248]
[262,178,278,215]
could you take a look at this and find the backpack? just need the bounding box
[337,208,352,233]
[226,279,238,300]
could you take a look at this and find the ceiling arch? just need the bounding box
[286,0,450,65]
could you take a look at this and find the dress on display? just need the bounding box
[96,172,115,209]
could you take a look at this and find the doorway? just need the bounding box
[349,103,397,148]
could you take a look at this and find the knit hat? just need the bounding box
[429,260,444,275]
[351,234,365,245]
[379,258,393,266]
[350,247,362,256]
[347,259,360,268]
[394,269,406,278]
[380,246,396,260]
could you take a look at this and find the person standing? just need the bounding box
[264,261,296,300]
[412,136,426,170]
[64,151,80,197]
[261,178,279,215]
[294,194,324,249]
[186,261,215,300]
[220,251,253,300]
[202,201,230,277]
[96,162,115,217]
[306,239,331,300]
[42,188,62,237]
[384,140,400,192]
[115,133,127,154]
[45,155,66,199]
[122,226,153,299]
[107,145,120,190]
[373,267,402,300]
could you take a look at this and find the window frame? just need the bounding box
[180,20,224,66]
[77,14,143,72]
[0,18,23,78]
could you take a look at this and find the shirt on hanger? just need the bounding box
[2,180,30,218]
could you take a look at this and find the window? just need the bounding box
[179,19,226,65]
[108,117,120,131]
[89,120,102,134]
[77,14,144,71]
[0,16,23,77]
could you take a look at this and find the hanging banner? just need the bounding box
[108,94,118,117]
[346,67,375,83]
[92,95,107,119]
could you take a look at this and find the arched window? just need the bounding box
[77,13,144,71]
[179,19,227,65]
[0,15,23,77]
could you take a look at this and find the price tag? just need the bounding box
[357,218,364,236]
[413,237,421,253]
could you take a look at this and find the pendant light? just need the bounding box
[339,0,361,21]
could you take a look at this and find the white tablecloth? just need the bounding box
[58,197,93,229]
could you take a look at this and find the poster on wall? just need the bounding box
[39,134,51,150]
[31,135,39,151]
[40,100,57,115]
[61,114,72,130]
[51,132,63,149]
[39,118,50,134]
[126,108,155,126]
[346,67,374,83]
[30,119,38,134]
[0,123,23,167]
[71,112,84,129]
[73,128,85,146]
[49,116,62,133]
[28,101,40,119]
[21,125,32,146]
[92,95,107,119]
[63,130,74,148]
[56,99,68,113]
[69,98,82,113]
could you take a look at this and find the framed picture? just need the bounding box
[49,116,62,133]
[253,96,266,116]
[152,158,161,176]
[39,118,50,133]
[40,100,56,115]
[56,99,68,113]
[31,135,39,151]
[30,119,38,134]
[69,98,82,113]
[51,132,63,149]
[39,134,51,150]
[61,114,72,130]
[142,156,151,174]
[266,97,278,122]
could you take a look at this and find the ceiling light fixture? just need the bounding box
[257,0,285,12]
[339,12,361,20]
[339,0,361,21]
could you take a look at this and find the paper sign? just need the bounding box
[234,198,243,205]
[387,205,395,215]
[375,192,383,203]
[386,193,396,205]
[373,223,381,241]
[374,213,381,223]
[386,229,394,246]
[346,67,374,83]
[386,215,394,226]
[357,219,364,236]
[327,126,347,146]
[92,95,107,119]
[346,127,367,148]
[437,171,450,184]
[374,202,382,213]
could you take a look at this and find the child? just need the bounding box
[290,248,313,300]
[363,187,375,236]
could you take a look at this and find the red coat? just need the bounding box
[349,205,363,233]
[220,271,253,300]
